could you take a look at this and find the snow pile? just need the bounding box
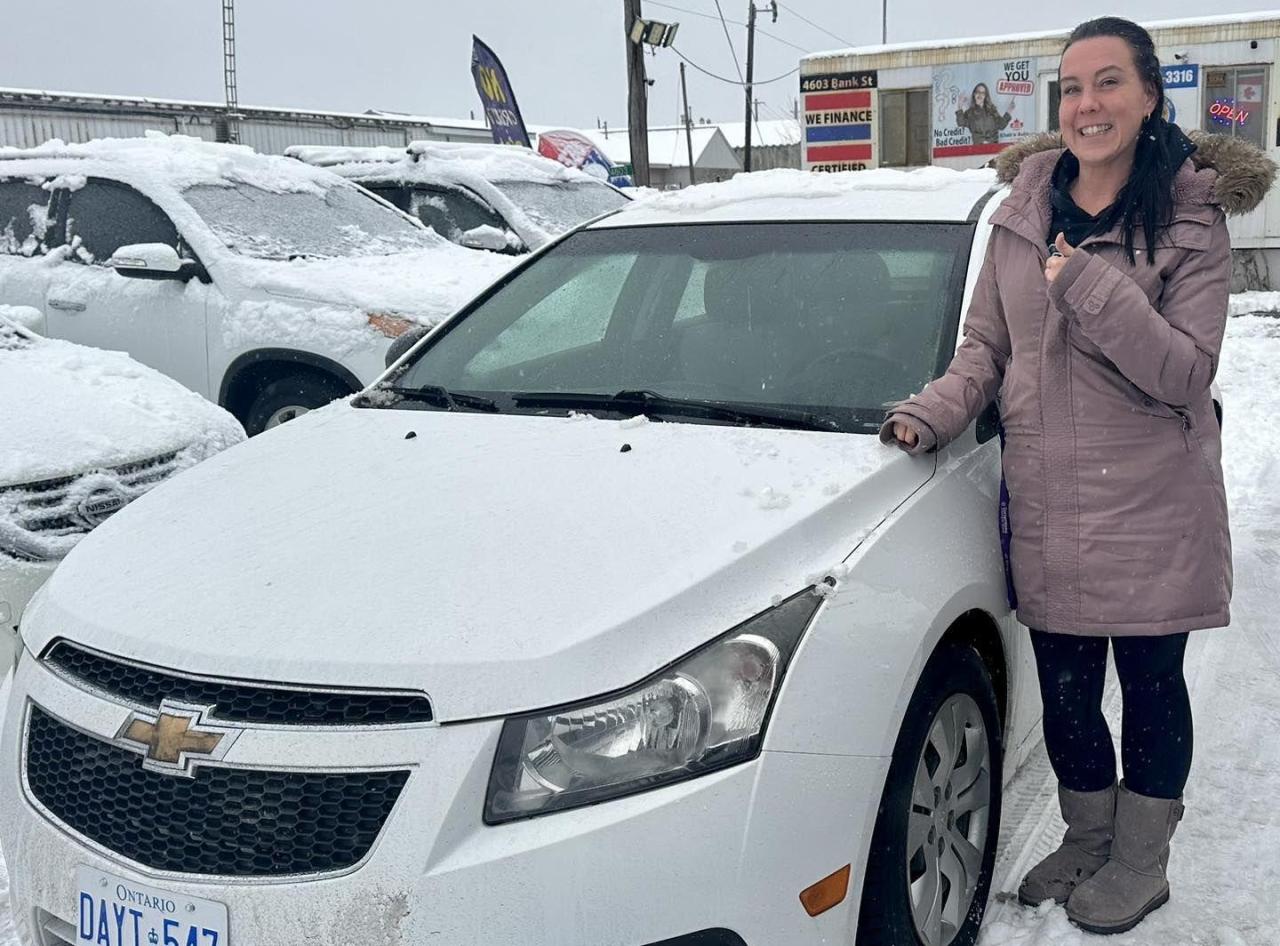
[1218,314,1280,519]
[0,314,244,487]
[225,243,515,339]
[1227,291,1280,317]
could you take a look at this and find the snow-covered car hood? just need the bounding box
[236,245,518,327]
[23,405,931,721]
[0,315,244,488]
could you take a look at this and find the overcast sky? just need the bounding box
[3,1,1278,132]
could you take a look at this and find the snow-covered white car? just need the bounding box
[1,169,1046,946]
[0,134,515,434]
[0,305,243,672]
[286,140,630,254]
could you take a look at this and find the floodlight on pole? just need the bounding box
[629,17,679,47]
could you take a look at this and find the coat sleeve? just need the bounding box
[1047,213,1231,407]
[879,237,1012,454]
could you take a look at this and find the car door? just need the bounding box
[0,177,59,329]
[44,178,212,397]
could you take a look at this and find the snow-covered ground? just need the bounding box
[0,309,1276,945]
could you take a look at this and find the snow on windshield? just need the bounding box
[491,180,628,235]
[182,182,437,260]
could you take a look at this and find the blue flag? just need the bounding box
[471,36,532,148]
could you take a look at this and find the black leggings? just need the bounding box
[1029,629,1193,799]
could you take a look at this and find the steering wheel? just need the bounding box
[792,346,903,384]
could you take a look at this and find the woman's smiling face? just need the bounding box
[1058,36,1158,171]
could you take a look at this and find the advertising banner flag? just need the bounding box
[471,35,532,148]
[932,59,1036,167]
[801,70,878,172]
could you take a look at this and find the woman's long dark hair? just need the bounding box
[1061,17,1174,265]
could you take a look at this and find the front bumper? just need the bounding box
[0,650,888,946]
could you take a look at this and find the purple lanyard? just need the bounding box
[996,415,1018,611]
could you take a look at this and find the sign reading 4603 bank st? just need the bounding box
[932,59,1037,168]
[802,70,878,172]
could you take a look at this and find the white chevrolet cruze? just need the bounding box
[0,169,1046,946]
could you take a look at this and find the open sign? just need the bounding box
[1210,100,1250,126]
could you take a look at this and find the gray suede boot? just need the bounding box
[1017,782,1117,906]
[1065,782,1185,934]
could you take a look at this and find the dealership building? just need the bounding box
[799,13,1280,288]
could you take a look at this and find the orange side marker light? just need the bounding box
[799,864,851,917]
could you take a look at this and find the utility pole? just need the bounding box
[221,0,239,143]
[742,1,776,172]
[680,61,696,186]
[624,0,651,187]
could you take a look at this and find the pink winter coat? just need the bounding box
[881,133,1274,636]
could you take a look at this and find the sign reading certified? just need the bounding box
[802,70,878,172]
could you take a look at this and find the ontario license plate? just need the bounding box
[75,867,228,946]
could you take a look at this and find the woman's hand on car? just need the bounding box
[1045,232,1075,283]
[892,421,918,447]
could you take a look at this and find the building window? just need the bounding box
[880,88,931,167]
[1048,81,1061,131]
[1204,67,1267,150]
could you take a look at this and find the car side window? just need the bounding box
[0,179,55,257]
[65,179,180,265]
[410,186,507,243]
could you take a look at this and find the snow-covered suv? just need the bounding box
[0,135,515,434]
[287,140,630,254]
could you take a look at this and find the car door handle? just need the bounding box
[48,299,87,312]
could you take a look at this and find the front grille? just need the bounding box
[25,707,409,877]
[45,642,434,726]
[0,452,182,561]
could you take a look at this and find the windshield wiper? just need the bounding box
[511,389,845,432]
[359,384,500,412]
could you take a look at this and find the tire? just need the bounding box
[243,372,352,436]
[855,640,1004,946]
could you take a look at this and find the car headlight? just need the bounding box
[484,588,825,824]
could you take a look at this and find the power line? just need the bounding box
[643,1,811,54]
[711,0,745,83]
[775,2,853,47]
[669,45,800,86]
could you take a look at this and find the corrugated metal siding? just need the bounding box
[0,110,200,148]
[732,143,800,171]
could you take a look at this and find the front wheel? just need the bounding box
[244,372,352,436]
[855,640,1003,946]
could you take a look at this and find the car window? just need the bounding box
[0,179,55,257]
[65,180,179,265]
[182,181,434,260]
[409,186,508,244]
[491,180,628,235]
[464,253,638,376]
[361,183,412,214]
[396,222,972,428]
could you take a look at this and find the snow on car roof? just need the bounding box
[285,141,601,186]
[0,132,351,194]
[597,166,1001,227]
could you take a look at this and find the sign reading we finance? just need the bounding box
[802,70,878,172]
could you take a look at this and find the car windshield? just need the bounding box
[492,180,628,235]
[383,222,971,433]
[182,182,436,260]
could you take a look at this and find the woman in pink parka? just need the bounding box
[882,16,1274,935]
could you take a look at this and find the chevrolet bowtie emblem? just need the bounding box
[115,701,241,777]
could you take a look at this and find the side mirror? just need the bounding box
[459,226,518,253]
[385,325,431,368]
[109,244,209,283]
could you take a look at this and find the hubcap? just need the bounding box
[264,405,310,430]
[906,693,992,946]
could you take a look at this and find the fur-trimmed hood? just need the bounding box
[993,130,1275,216]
